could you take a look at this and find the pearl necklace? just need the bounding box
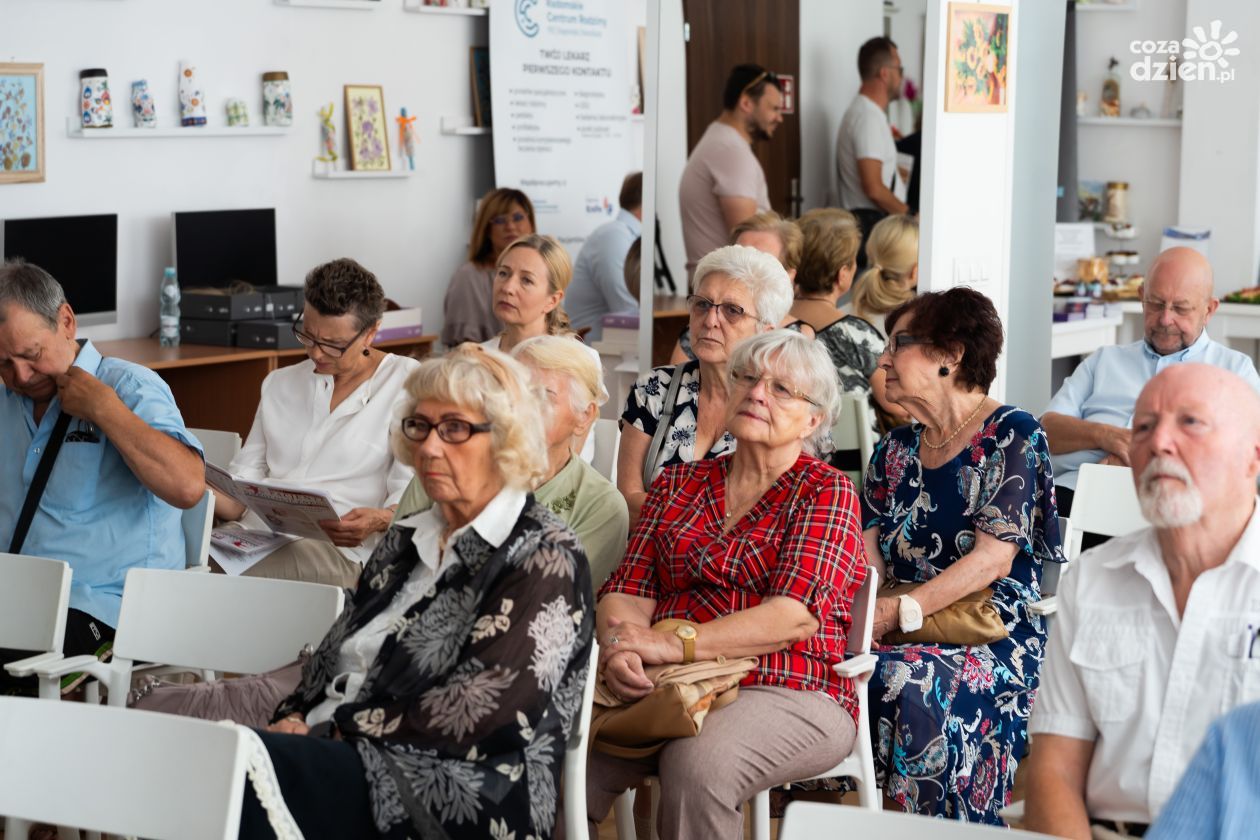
[921,396,988,450]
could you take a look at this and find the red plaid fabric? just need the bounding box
[600,453,868,721]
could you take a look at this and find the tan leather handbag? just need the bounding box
[880,581,1008,646]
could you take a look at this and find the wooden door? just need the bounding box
[682,0,802,216]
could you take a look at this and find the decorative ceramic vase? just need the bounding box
[131,80,156,128]
[178,61,207,127]
[226,99,250,127]
[261,72,292,127]
[80,69,113,129]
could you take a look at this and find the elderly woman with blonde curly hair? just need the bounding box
[240,344,595,840]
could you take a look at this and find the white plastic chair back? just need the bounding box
[1065,463,1146,560]
[189,427,242,468]
[831,393,877,484]
[0,553,71,653]
[779,801,1061,840]
[592,418,621,482]
[562,643,601,839]
[0,697,248,840]
[112,568,344,679]
[181,489,215,569]
[847,567,878,655]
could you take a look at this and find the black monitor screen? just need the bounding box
[2,214,118,319]
[173,208,277,288]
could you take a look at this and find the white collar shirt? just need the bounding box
[305,485,528,727]
[228,354,420,564]
[1030,499,1260,822]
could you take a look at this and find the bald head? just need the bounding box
[1141,248,1218,356]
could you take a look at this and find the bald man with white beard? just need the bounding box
[1025,364,1260,840]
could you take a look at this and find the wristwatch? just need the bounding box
[674,624,698,663]
[897,595,924,633]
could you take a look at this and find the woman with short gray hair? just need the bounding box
[617,245,792,523]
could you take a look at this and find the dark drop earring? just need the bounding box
[938,365,950,377]
[363,347,371,357]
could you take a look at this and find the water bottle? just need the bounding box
[159,267,180,347]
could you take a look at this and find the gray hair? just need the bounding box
[727,329,843,456]
[390,344,548,490]
[692,245,793,328]
[0,259,67,327]
[510,334,609,416]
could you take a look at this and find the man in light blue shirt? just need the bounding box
[1149,701,1260,840]
[1042,247,1260,503]
[566,171,642,341]
[0,260,204,685]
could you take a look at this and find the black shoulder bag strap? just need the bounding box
[9,409,73,554]
[642,365,687,489]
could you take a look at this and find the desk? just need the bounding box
[96,335,437,438]
[652,293,689,367]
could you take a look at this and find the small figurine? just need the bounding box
[1075,90,1088,117]
[317,102,338,163]
[1100,57,1121,118]
[397,107,418,171]
[178,61,207,127]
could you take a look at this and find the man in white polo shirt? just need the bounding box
[1025,364,1260,839]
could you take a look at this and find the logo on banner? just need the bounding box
[516,0,540,38]
[1129,19,1239,84]
[585,197,613,215]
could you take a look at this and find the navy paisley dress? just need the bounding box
[806,405,1063,823]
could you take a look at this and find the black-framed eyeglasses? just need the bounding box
[490,211,528,228]
[400,416,493,444]
[292,321,368,358]
[729,367,819,407]
[686,295,765,326]
[886,333,930,354]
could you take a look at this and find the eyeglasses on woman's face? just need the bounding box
[884,333,930,355]
[729,367,819,406]
[292,321,368,358]
[401,416,493,444]
[490,211,528,228]
[686,295,764,327]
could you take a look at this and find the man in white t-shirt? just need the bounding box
[678,64,783,276]
[836,37,908,233]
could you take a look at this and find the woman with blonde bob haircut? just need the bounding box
[393,336,629,590]
[589,330,868,839]
[851,214,919,333]
[619,245,793,523]
[248,343,594,840]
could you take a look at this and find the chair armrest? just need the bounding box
[999,799,1025,825]
[834,652,878,679]
[30,654,112,683]
[1029,597,1058,616]
[3,651,64,678]
[186,564,212,573]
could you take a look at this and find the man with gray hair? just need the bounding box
[0,259,205,693]
[1025,364,1260,839]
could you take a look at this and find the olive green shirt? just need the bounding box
[393,455,629,592]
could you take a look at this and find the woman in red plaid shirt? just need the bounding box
[585,329,869,839]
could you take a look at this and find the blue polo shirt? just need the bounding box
[567,209,642,341]
[1045,330,1260,489]
[0,340,203,628]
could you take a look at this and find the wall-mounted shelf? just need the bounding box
[1077,116,1181,127]
[66,118,288,139]
[440,116,491,136]
[311,161,414,179]
[1075,2,1137,11]
[274,0,380,9]
[403,1,488,15]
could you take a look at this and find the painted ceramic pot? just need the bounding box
[131,80,156,128]
[226,98,250,127]
[262,72,292,127]
[179,61,207,127]
[80,69,113,128]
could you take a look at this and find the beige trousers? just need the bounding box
[241,538,361,589]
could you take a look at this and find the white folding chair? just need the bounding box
[562,642,601,839]
[182,488,216,572]
[779,801,1061,840]
[0,553,72,700]
[831,392,878,484]
[592,417,621,483]
[30,568,344,702]
[0,697,249,840]
[188,426,243,468]
[613,572,881,840]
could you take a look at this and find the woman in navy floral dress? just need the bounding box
[800,288,1063,823]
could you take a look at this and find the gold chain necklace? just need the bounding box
[921,396,988,450]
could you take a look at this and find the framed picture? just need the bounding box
[945,3,1010,113]
[0,63,45,184]
[344,84,391,171]
[470,47,492,128]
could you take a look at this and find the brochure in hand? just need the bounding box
[204,462,342,542]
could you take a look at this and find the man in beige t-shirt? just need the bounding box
[678,64,782,276]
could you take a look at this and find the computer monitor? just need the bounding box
[1,213,119,327]
[172,208,277,289]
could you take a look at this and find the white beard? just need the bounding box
[1137,457,1204,528]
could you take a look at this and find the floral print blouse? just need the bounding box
[622,360,736,485]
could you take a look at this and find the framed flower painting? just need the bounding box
[344,84,392,171]
[0,63,45,184]
[945,4,1010,113]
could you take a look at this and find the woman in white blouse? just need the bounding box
[214,258,420,588]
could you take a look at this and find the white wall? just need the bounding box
[919,0,1020,399]
[654,0,688,289]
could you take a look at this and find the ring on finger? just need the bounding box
[608,635,620,646]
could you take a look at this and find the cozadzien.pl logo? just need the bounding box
[1130,19,1240,83]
